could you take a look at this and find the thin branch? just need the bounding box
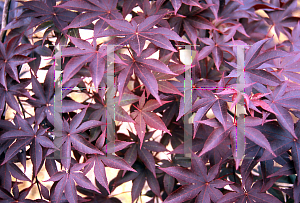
[17,97,26,119]
[35,177,43,199]
[0,0,11,42]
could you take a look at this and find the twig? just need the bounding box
[17,97,26,118]
[35,177,43,199]
[0,0,11,42]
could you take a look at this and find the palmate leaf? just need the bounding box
[0,162,31,192]
[263,82,300,138]
[121,130,167,177]
[27,66,86,125]
[76,177,123,203]
[97,14,189,56]
[51,108,105,169]
[46,163,100,203]
[263,0,299,38]
[169,7,214,45]
[171,123,231,165]
[89,89,136,128]
[197,116,275,169]
[0,35,35,90]
[117,48,177,105]
[157,0,203,15]
[256,121,300,185]
[197,30,236,70]
[274,52,300,85]
[217,175,281,203]
[82,130,136,194]
[160,153,232,203]
[0,77,33,116]
[58,0,122,35]
[132,92,171,147]
[112,161,161,202]
[0,114,57,176]
[191,88,229,136]
[59,36,125,89]
[226,39,289,94]
[0,185,37,203]
[17,0,76,33]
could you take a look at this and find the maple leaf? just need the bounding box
[168,5,214,45]
[200,1,250,40]
[27,65,86,125]
[51,108,105,169]
[88,87,137,129]
[160,153,232,203]
[117,48,177,104]
[58,0,122,35]
[191,88,229,135]
[273,51,300,84]
[81,128,136,194]
[133,0,170,25]
[255,121,300,185]
[284,21,300,51]
[196,116,275,169]
[1,114,57,176]
[76,177,123,203]
[215,86,276,117]
[0,77,33,116]
[197,28,249,70]
[112,161,162,202]
[0,184,38,203]
[217,175,281,203]
[17,0,76,33]
[152,95,180,129]
[121,130,168,177]
[263,82,300,138]
[131,91,171,147]
[0,161,31,192]
[46,163,100,203]
[263,0,300,39]
[211,0,258,23]
[157,0,203,15]
[171,122,232,165]
[226,38,289,94]
[172,0,203,14]
[97,14,189,56]
[59,36,124,89]
[172,72,207,124]
[0,35,36,90]
[153,61,185,97]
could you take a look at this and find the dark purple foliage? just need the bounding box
[0,0,300,202]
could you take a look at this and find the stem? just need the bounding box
[132,84,143,91]
[225,77,233,86]
[1,103,5,119]
[110,191,132,197]
[0,0,11,42]
[17,97,26,119]
[127,46,134,59]
[131,103,140,111]
[233,165,236,183]
[264,25,274,39]
[218,172,234,180]
[36,177,43,199]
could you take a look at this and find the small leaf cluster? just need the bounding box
[0,0,300,202]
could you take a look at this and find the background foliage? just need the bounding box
[0,0,300,202]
